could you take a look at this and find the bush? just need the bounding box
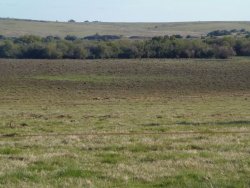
[207,30,232,37]
[0,40,20,58]
[15,35,42,44]
[84,34,121,41]
[68,19,76,23]
[214,46,235,59]
[0,34,249,59]
[65,35,78,41]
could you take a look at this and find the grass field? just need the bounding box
[0,58,250,187]
[1,19,250,37]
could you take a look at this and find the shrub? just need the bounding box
[0,33,249,59]
[214,46,235,59]
[0,40,20,58]
[65,35,78,41]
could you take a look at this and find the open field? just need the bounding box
[1,19,250,37]
[0,58,250,187]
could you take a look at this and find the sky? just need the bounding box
[0,0,250,22]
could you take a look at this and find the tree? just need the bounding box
[68,19,76,23]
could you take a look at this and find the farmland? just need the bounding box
[0,58,250,187]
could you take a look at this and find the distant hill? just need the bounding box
[0,18,250,37]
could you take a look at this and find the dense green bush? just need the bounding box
[0,41,20,58]
[207,30,232,37]
[0,34,250,59]
[64,35,78,41]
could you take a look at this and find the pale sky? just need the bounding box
[0,0,250,22]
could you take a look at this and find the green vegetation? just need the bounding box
[207,28,249,37]
[1,33,250,59]
[1,19,250,60]
[0,58,249,187]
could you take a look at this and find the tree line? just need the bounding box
[0,33,250,59]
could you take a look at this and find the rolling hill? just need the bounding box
[0,18,250,37]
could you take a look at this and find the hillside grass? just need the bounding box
[1,19,250,37]
[0,58,249,187]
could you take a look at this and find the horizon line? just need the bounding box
[1,17,250,24]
